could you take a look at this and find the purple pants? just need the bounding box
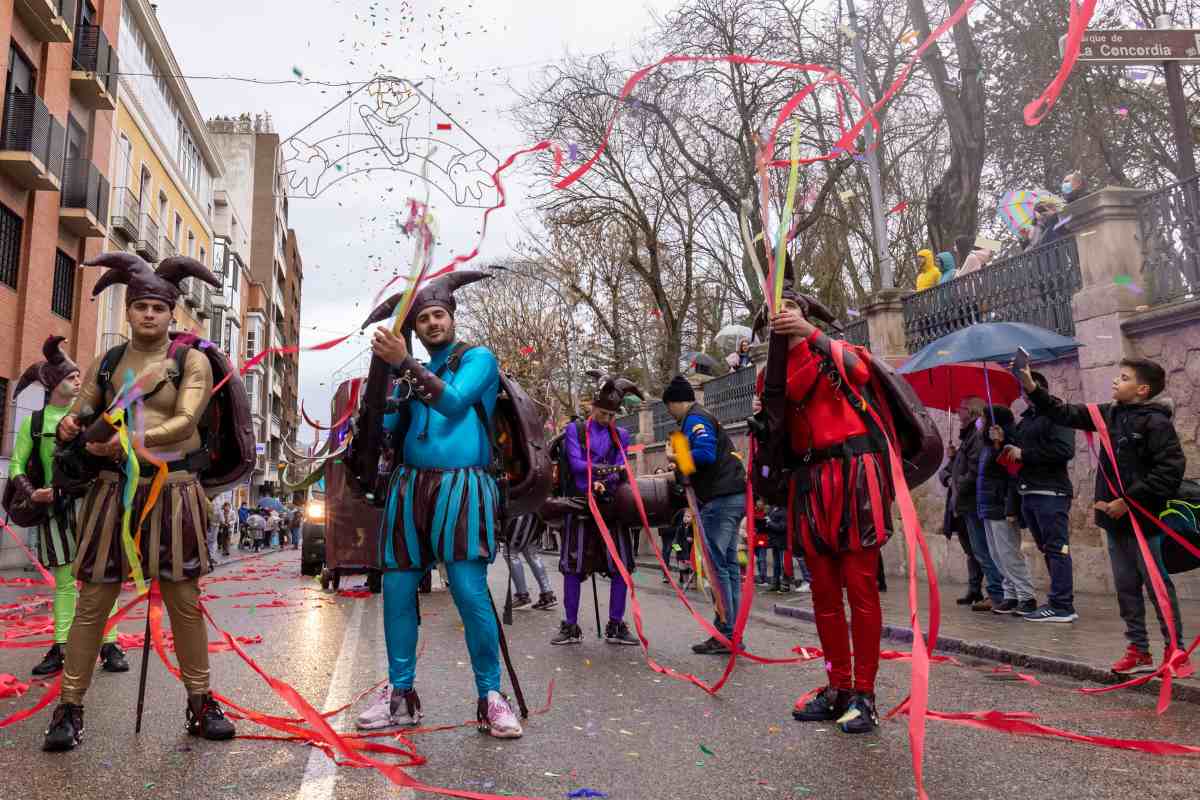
[562,571,628,625]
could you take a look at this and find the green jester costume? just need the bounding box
[6,337,127,677]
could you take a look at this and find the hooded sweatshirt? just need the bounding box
[915,249,941,291]
[935,252,957,284]
[1028,387,1185,534]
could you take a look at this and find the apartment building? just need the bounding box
[207,113,303,497]
[97,0,222,351]
[0,0,119,464]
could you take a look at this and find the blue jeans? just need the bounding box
[964,513,1004,603]
[1022,494,1074,612]
[755,548,768,582]
[699,493,746,637]
[382,560,501,698]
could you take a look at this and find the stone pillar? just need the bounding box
[1068,187,1150,401]
[861,287,912,359]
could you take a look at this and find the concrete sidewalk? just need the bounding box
[628,552,1200,703]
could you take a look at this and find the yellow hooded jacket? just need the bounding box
[915,249,941,291]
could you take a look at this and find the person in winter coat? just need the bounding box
[915,249,941,291]
[763,503,810,593]
[950,397,1006,611]
[993,371,1078,623]
[935,251,957,284]
[940,454,982,605]
[1017,357,1189,676]
[981,406,1037,615]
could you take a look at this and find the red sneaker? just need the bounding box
[1111,645,1154,675]
[1165,648,1195,679]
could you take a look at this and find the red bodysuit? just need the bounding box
[784,330,891,695]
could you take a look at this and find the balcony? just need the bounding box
[161,237,178,259]
[109,187,138,241]
[0,93,65,191]
[59,158,109,238]
[70,24,118,111]
[134,215,159,262]
[15,0,75,44]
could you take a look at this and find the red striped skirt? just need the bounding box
[790,453,893,556]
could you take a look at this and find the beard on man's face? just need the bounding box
[415,317,455,349]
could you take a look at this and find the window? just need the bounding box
[0,201,23,289]
[6,43,36,102]
[199,246,206,270]
[245,326,257,358]
[116,135,132,188]
[158,192,167,226]
[187,231,195,258]
[138,166,151,212]
[230,257,239,291]
[64,114,86,174]
[173,213,181,246]
[51,250,75,319]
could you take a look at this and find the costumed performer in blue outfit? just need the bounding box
[355,270,522,739]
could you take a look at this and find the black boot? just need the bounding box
[32,643,65,677]
[186,693,236,740]
[531,591,558,610]
[43,703,84,751]
[838,692,879,734]
[99,643,130,673]
[956,589,984,606]
[793,686,851,722]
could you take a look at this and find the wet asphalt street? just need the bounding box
[1,549,1197,800]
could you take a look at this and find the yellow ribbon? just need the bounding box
[103,409,148,595]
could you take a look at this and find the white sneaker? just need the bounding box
[354,685,422,731]
[796,581,811,593]
[481,690,523,739]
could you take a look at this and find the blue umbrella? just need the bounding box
[898,323,1082,375]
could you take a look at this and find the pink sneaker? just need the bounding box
[478,691,523,739]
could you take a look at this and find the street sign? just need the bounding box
[1076,29,1200,63]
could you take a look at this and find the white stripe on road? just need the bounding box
[294,596,412,800]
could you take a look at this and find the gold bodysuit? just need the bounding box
[72,335,213,454]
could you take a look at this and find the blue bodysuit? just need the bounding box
[378,340,502,698]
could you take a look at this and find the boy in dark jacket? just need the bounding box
[1018,358,1188,674]
[994,371,1078,623]
[950,397,1005,611]
[980,406,1037,615]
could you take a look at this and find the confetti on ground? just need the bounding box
[565,790,608,799]
[544,772,562,778]
[618,729,634,736]
[699,744,715,756]
[839,189,857,202]
[768,725,781,734]
[291,66,303,78]
[436,123,452,131]
[1115,107,1129,117]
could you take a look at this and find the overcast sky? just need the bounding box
[154,0,677,445]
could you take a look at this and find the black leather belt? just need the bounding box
[803,434,881,464]
[138,449,211,474]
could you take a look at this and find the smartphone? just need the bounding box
[1011,346,1031,378]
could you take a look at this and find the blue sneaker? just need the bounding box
[1023,604,1078,623]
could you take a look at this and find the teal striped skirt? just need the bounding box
[379,466,499,571]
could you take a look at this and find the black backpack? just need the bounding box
[84,335,254,495]
[1161,478,1200,574]
[548,419,585,498]
[350,342,551,522]
[1,409,50,527]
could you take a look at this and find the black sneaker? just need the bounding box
[99,643,130,673]
[550,622,583,646]
[186,693,236,740]
[1023,604,1079,623]
[32,643,64,677]
[956,591,984,606]
[838,692,879,734]
[769,580,782,593]
[511,593,534,611]
[1016,598,1038,615]
[793,686,850,722]
[691,636,731,655]
[531,591,558,611]
[992,599,1019,615]
[605,620,638,646]
[43,704,84,752]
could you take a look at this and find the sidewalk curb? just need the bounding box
[772,602,1200,706]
